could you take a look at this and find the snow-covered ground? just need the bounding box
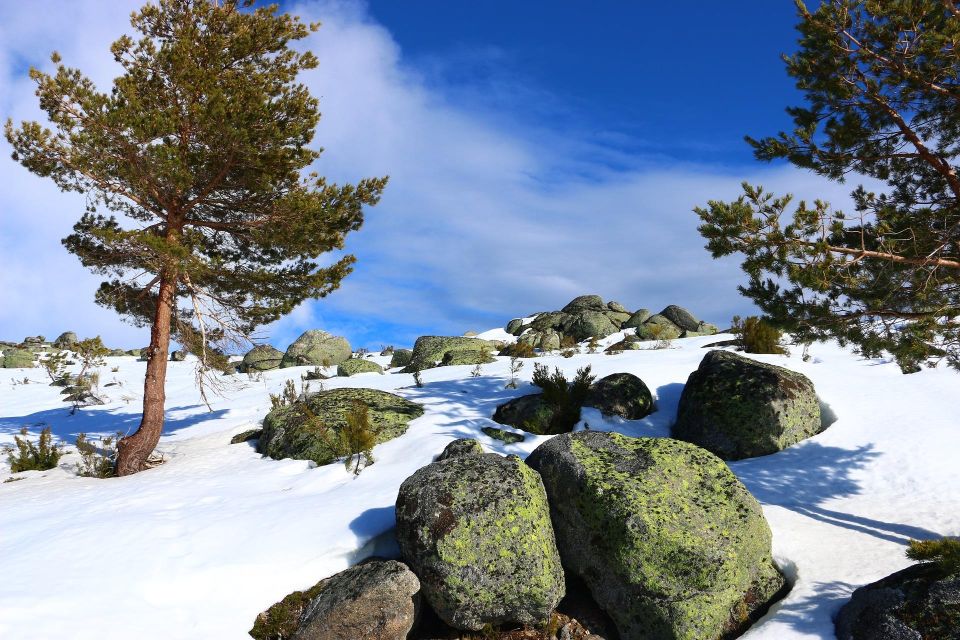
[1,332,958,639]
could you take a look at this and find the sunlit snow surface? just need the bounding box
[1,332,957,639]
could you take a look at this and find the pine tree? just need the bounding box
[695,1,960,372]
[5,0,386,474]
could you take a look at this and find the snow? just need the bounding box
[1,334,958,639]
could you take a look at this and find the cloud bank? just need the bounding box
[0,0,860,349]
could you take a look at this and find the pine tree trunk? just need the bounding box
[116,270,176,476]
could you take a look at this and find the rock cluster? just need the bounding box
[402,336,496,372]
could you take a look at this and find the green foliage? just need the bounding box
[75,432,121,478]
[40,351,70,384]
[412,368,424,388]
[74,337,109,379]
[500,341,536,358]
[732,315,786,355]
[527,364,595,435]
[907,537,960,574]
[506,356,524,389]
[249,580,325,640]
[4,426,65,473]
[339,400,379,475]
[695,1,960,373]
[269,379,299,410]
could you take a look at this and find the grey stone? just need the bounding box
[561,295,606,314]
[436,438,485,461]
[658,305,701,332]
[622,309,652,329]
[337,358,384,376]
[403,336,495,372]
[281,330,352,368]
[241,344,283,372]
[584,372,654,420]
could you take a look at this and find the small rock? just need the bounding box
[481,426,526,444]
[436,438,485,461]
[337,358,384,376]
[230,429,262,444]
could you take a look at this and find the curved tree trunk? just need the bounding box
[116,271,176,476]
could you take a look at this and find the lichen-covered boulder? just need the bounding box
[258,388,423,466]
[436,438,485,461]
[526,431,786,640]
[505,318,526,335]
[442,349,495,367]
[658,305,702,332]
[622,308,652,329]
[170,349,187,361]
[492,393,556,433]
[1,348,36,368]
[518,330,561,352]
[250,559,421,640]
[561,295,606,314]
[241,344,283,372]
[481,426,526,444]
[673,350,822,460]
[584,372,654,420]
[835,562,960,640]
[395,453,565,631]
[529,311,573,333]
[403,336,495,372]
[337,358,384,376]
[635,314,682,341]
[389,349,413,369]
[602,309,632,327]
[281,330,352,369]
[604,335,643,353]
[53,332,78,348]
[567,311,619,341]
[607,301,629,313]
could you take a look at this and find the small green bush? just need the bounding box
[340,400,379,475]
[732,315,786,354]
[4,426,65,472]
[907,537,960,574]
[527,364,595,435]
[75,432,121,478]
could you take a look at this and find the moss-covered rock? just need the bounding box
[240,344,283,372]
[1,348,36,368]
[526,431,786,640]
[403,336,495,372]
[607,301,629,313]
[505,318,526,336]
[441,349,495,367]
[658,304,702,332]
[561,295,606,314]
[258,388,423,466]
[492,393,556,434]
[52,332,78,349]
[337,358,384,376]
[584,372,654,419]
[395,453,565,631]
[389,348,413,369]
[567,311,619,341]
[635,314,682,341]
[170,349,187,361]
[230,429,262,444]
[622,309,652,329]
[280,330,352,368]
[436,438,485,461]
[673,349,822,460]
[481,426,526,444]
[250,559,420,640]
[835,562,960,640]
[529,311,574,333]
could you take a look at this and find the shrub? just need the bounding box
[470,363,483,377]
[907,537,960,574]
[559,334,577,350]
[270,379,299,409]
[75,432,121,478]
[4,426,65,472]
[340,400,379,475]
[506,356,524,389]
[40,351,70,384]
[732,315,786,354]
[500,341,536,358]
[74,336,110,378]
[412,368,424,388]
[527,364,595,435]
[587,336,599,353]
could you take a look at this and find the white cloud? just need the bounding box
[0,0,867,350]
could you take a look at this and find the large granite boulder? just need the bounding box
[53,332,78,349]
[658,305,702,332]
[526,431,786,640]
[561,295,606,314]
[337,358,384,377]
[584,372,654,420]
[250,559,421,640]
[442,349,496,367]
[835,562,960,640]
[505,318,526,336]
[635,314,682,341]
[435,438,484,461]
[258,388,423,466]
[395,453,565,631]
[281,330,352,369]
[492,393,556,433]
[518,329,562,352]
[388,349,413,369]
[1,348,36,368]
[567,311,619,341]
[621,309,652,330]
[529,311,574,333]
[241,344,283,372]
[403,336,495,372]
[673,350,822,460]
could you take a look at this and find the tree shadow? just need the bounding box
[755,580,859,636]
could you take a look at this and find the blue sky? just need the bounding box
[0,1,856,352]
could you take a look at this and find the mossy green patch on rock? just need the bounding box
[258,388,423,466]
[389,348,413,369]
[1,348,36,368]
[337,358,384,376]
[481,426,526,444]
[442,349,495,367]
[526,431,786,640]
[403,336,495,372]
[673,349,822,460]
[395,453,565,631]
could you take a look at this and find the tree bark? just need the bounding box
[116,269,176,476]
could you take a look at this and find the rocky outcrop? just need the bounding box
[395,453,565,631]
[337,358,384,377]
[835,562,960,640]
[53,332,78,349]
[526,431,786,640]
[250,559,421,640]
[241,344,283,372]
[280,330,352,368]
[403,336,495,372]
[673,350,822,460]
[258,388,423,466]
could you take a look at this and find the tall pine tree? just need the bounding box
[695,0,960,372]
[5,0,386,474]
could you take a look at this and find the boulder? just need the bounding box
[527,431,786,640]
[492,393,556,433]
[441,349,495,367]
[673,350,822,460]
[258,388,424,466]
[621,309,652,329]
[53,332,78,349]
[584,372,654,420]
[635,314,682,341]
[403,336,495,372]
[835,562,959,640]
[125,349,142,357]
[518,330,561,352]
[567,311,619,341]
[281,330,352,369]
[436,438,485,461]
[607,301,629,313]
[1,348,35,369]
[529,311,574,333]
[561,295,606,314]
[505,318,526,336]
[241,344,283,372]
[250,559,421,640]
[389,349,413,369]
[230,429,262,444]
[481,426,526,444]
[395,454,565,631]
[658,305,702,332]
[602,309,632,327]
[337,358,384,377]
[22,336,44,345]
[604,335,643,353]
[170,350,188,361]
